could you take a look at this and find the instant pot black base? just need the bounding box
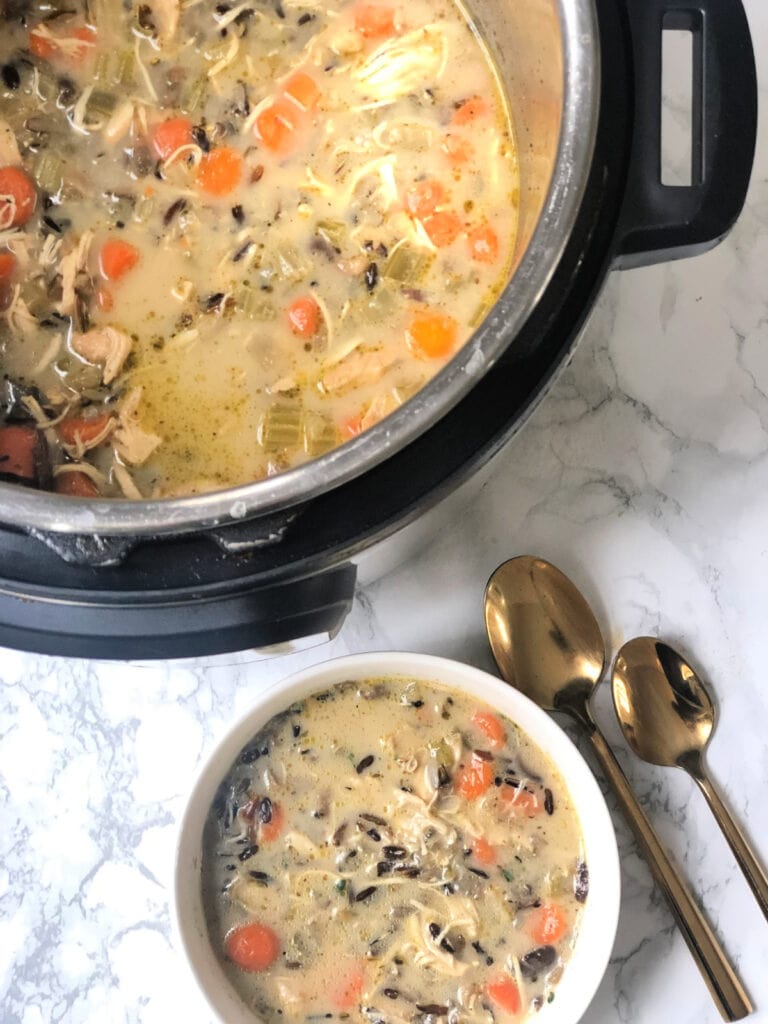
[0,0,756,659]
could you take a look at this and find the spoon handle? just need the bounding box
[587,727,752,1021]
[691,767,768,923]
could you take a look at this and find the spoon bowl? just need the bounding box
[613,637,768,922]
[485,556,604,720]
[613,638,715,768]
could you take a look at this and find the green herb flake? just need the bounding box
[335,879,347,893]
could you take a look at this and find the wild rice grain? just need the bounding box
[237,843,259,861]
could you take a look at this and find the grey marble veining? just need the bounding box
[1,1,767,1020]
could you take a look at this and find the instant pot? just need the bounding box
[0,0,757,659]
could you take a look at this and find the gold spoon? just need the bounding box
[484,556,752,1022]
[613,637,768,922]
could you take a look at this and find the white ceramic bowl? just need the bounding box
[173,652,620,1024]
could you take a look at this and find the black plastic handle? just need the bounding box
[614,0,757,269]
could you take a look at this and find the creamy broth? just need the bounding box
[0,0,518,498]
[202,678,588,1022]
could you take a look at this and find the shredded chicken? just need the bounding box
[112,387,161,465]
[321,349,395,392]
[353,27,447,103]
[56,231,93,317]
[103,101,137,144]
[112,460,144,498]
[71,325,132,384]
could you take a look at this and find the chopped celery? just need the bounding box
[258,404,302,452]
[238,289,276,321]
[133,194,155,223]
[34,152,64,194]
[316,220,346,250]
[363,283,395,319]
[383,242,434,283]
[113,50,135,88]
[183,76,208,114]
[93,52,111,83]
[275,244,306,282]
[259,244,306,284]
[302,412,339,457]
[545,867,571,897]
[86,90,117,121]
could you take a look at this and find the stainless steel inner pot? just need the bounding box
[0,0,599,534]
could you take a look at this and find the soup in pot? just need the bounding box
[202,677,588,1022]
[0,0,518,498]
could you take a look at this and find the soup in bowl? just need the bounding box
[173,653,620,1024]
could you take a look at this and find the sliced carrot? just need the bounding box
[354,3,397,38]
[0,252,15,280]
[58,413,112,446]
[96,285,114,312]
[0,424,38,480]
[471,836,497,866]
[0,167,37,228]
[485,976,521,1015]
[29,27,57,60]
[287,295,320,338]
[71,25,97,61]
[196,146,244,196]
[472,709,506,749]
[451,95,489,126]
[443,134,473,166]
[55,471,99,497]
[454,753,493,800]
[332,962,366,1010]
[151,116,193,162]
[404,178,446,220]
[260,802,284,842]
[468,223,499,264]
[29,24,95,64]
[423,210,462,247]
[500,786,541,816]
[255,99,301,156]
[0,251,15,310]
[405,311,458,360]
[225,922,280,973]
[342,414,363,438]
[527,902,568,946]
[283,71,320,112]
[99,239,139,281]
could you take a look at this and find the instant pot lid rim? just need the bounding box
[0,0,601,537]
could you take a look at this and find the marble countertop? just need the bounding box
[2,3,767,1021]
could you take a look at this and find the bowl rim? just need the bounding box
[172,651,620,1024]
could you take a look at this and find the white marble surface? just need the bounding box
[2,2,767,1021]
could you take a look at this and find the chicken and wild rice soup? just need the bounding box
[203,678,588,1022]
[0,0,518,498]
